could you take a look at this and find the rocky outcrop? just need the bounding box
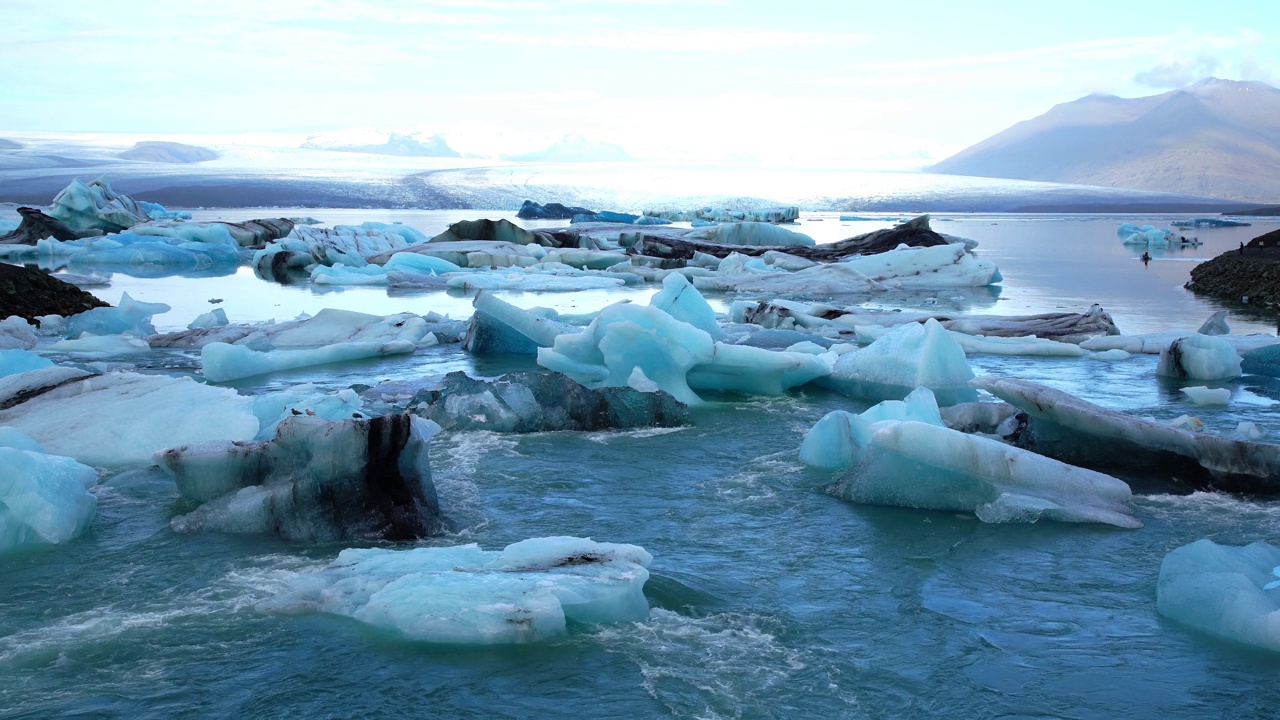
[0,263,110,321]
[1186,229,1280,309]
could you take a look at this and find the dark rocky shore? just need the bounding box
[0,263,109,321]
[1186,228,1280,310]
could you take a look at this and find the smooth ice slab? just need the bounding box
[828,419,1140,528]
[0,371,259,467]
[159,414,444,542]
[1157,539,1280,653]
[201,339,416,382]
[0,445,98,552]
[1181,386,1231,406]
[259,537,652,644]
[821,319,977,405]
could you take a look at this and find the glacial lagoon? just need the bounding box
[4,210,1280,718]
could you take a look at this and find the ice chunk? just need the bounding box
[462,293,575,355]
[0,349,52,378]
[649,272,723,339]
[1157,539,1280,652]
[0,427,46,453]
[1235,422,1265,441]
[259,537,651,644]
[44,334,151,357]
[1181,386,1231,406]
[693,222,815,247]
[404,371,688,432]
[251,384,367,439]
[693,263,882,295]
[800,387,943,468]
[627,367,659,393]
[65,292,170,338]
[383,251,463,275]
[445,271,625,292]
[1156,334,1242,380]
[201,339,416,382]
[310,265,390,286]
[253,224,415,272]
[686,343,832,396]
[821,319,976,405]
[0,316,38,350]
[827,419,1140,528]
[188,308,229,329]
[0,372,259,467]
[0,446,98,552]
[974,376,1280,493]
[538,304,715,405]
[1197,310,1230,336]
[159,414,444,541]
[47,177,151,233]
[842,243,1001,288]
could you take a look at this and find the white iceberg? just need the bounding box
[259,537,651,644]
[1156,334,1242,380]
[821,319,977,405]
[64,292,169,338]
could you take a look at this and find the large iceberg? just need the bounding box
[202,339,417,383]
[820,319,977,405]
[259,537,651,644]
[151,308,429,350]
[159,414,445,542]
[1157,539,1280,653]
[692,222,815,247]
[65,292,170,338]
[0,431,98,552]
[804,389,1140,528]
[462,293,576,355]
[0,371,259,467]
[402,371,688,432]
[47,177,151,234]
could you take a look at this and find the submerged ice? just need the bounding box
[1157,539,1280,653]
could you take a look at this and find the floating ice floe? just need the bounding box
[804,388,1140,528]
[399,371,688,433]
[0,348,52,377]
[0,429,98,553]
[254,223,420,275]
[159,414,445,542]
[1156,334,1242,380]
[692,221,815,247]
[1157,539,1280,653]
[1170,218,1250,228]
[975,376,1280,493]
[258,537,652,644]
[202,339,418,382]
[372,240,542,270]
[1181,386,1231,406]
[693,262,882,295]
[852,322,1087,357]
[0,371,259,467]
[820,319,977,405]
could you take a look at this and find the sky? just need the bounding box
[2,0,1278,167]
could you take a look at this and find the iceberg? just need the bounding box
[1118,223,1173,246]
[0,349,53,378]
[648,272,723,339]
[65,292,170,338]
[1170,218,1250,228]
[974,376,1280,493]
[800,387,943,468]
[444,271,626,292]
[372,240,540,270]
[804,390,1140,528]
[151,308,429,351]
[537,304,715,405]
[1157,539,1280,652]
[686,343,833,397]
[462,293,576,355]
[253,224,418,276]
[842,243,1001,288]
[404,371,688,432]
[0,316,38,350]
[820,319,977,405]
[160,414,445,542]
[47,177,151,234]
[1,438,99,552]
[0,371,259,467]
[1181,386,1231,406]
[201,339,417,382]
[259,537,651,644]
[693,263,883,295]
[1156,334,1242,380]
[692,222,815,247]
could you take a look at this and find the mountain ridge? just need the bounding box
[931,78,1280,203]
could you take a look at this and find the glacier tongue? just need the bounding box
[259,537,652,644]
[159,414,445,542]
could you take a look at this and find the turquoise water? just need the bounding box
[4,213,1280,718]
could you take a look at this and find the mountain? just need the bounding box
[301,130,461,158]
[505,134,634,163]
[118,141,218,163]
[930,78,1280,203]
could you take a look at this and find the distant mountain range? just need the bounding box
[301,130,461,158]
[503,134,634,163]
[930,78,1280,204]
